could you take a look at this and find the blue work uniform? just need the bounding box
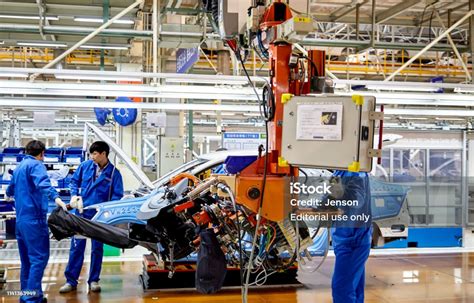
[330,170,372,303]
[64,160,123,287]
[6,155,59,303]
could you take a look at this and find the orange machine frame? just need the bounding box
[235,2,326,222]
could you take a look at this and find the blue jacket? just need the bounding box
[6,155,59,222]
[331,170,372,247]
[70,160,123,208]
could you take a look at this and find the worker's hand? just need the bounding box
[70,196,83,214]
[55,197,68,211]
[4,196,13,202]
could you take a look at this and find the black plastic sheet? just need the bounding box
[195,228,227,294]
[47,207,138,249]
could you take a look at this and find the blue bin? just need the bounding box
[45,147,64,163]
[63,147,86,164]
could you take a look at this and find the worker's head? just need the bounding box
[25,140,46,161]
[89,141,110,167]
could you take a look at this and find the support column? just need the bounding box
[355,4,360,40]
[217,50,231,75]
[470,0,474,81]
[101,0,109,71]
[464,132,474,246]
[115,63,143,190]
[152,0,159,83]
[216,50,230,136]
[371,0,376,47]
[188,110,193,154]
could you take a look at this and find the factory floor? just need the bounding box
[1,249,474,303]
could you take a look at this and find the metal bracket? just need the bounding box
[368,149,382,158]
[369,111,384,120]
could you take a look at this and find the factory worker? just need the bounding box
[330,170,372,303]
[6,140,67,303]
[59,141,123,294]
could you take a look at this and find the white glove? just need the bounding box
[55,197,68,211]
[5,196,13,202]
[70,196,83,214]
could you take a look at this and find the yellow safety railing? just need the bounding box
[0,47,114,65]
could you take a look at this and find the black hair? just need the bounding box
[89,141,110,157]
[25,140,46,156]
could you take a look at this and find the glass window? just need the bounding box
[379,147,463,227]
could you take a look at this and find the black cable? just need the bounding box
[303,55,319,78]
[261,83,275,122]
[224,185,245,285]
[234,46,270,301]
[235,49,270,209]
[311,222,321,240]
[298,168,308,184]
[256,30,269,60]
[299,58,305,96]
[418,5,428,41]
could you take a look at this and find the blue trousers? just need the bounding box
[16,219,50,303]
[64,236,104,287]
[332,243,371,303]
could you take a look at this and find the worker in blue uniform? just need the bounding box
[6,140,67,303]
[59,141,123,294]
[330,170,372,303]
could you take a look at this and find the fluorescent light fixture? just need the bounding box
[435,117,466,121]
[55,74,142,82]
[365,85,439,92]
[0,41,4,45]
[165,78,248,85]
[18,42,67,48]
[243,113,262,117]
[0,73,29,78]
[384,108,474,117]
[0,14,59,21]
[0,98,260,112]
[395,116,429,120]
[454,87,474,93]
[201,112,235,116]
[74,17,134,24]
[79,45,129,50]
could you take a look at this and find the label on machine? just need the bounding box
[296,103,343,141]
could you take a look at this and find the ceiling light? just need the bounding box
[454,87,474,93]
[165,78,249,85]
[74,17,134,24]
[0,41,4,45]
[396,116,429,120]
[201,112,235,116]
[79,45,129,50]
[18,42,67,48]
[55,75,142,82]
[0,14,59,21]
[365,85,439,92]
[435,117,466,121]
[0,98,260,112]
[384,108,474,117]
[0,73,29,78]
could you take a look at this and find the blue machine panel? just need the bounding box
[382,227,462,248]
